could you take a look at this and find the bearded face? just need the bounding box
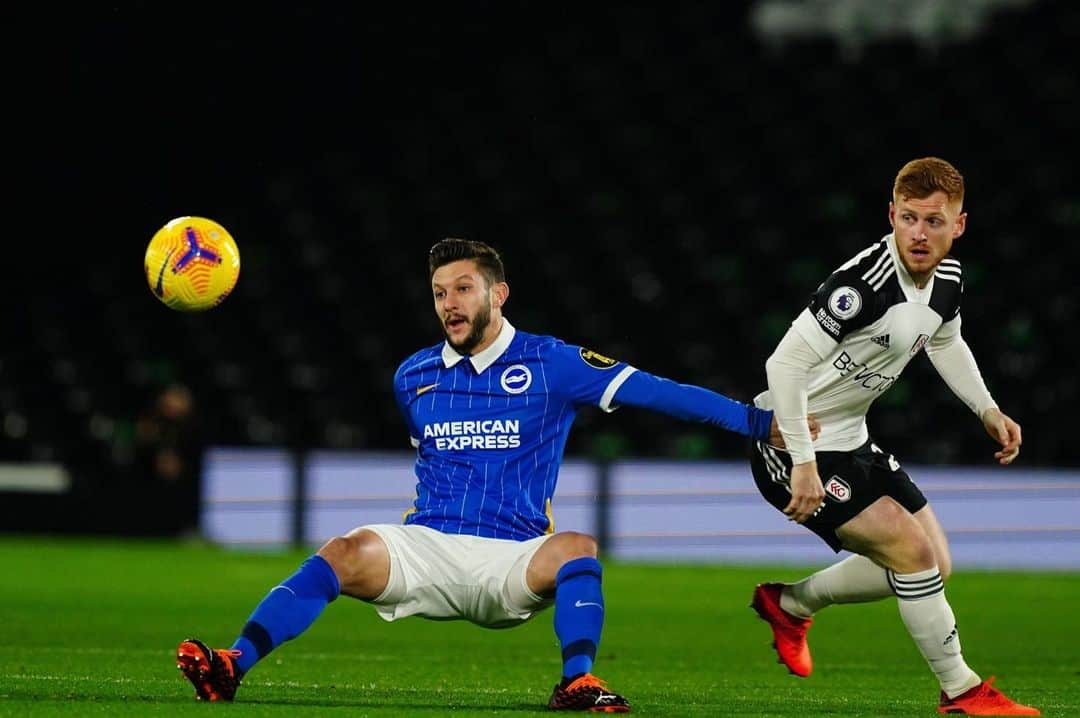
[889,191,966,286]
[443,292,492,354]
[431,260,503,355]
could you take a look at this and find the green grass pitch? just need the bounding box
[0,536,1076,716]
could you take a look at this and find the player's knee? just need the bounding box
[844,500,939,574]
[937,556,953,582]
[557,531,598,560]
[317,531,388,593]
[316,535,358,577]
[913,540,937,571]
[542,531,599,565]
[891,534,937,574]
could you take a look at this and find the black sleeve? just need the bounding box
[929,259,963,321]
[805,269,882,342]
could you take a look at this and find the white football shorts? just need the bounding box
[360,523,554,628]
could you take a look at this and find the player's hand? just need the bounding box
[982,407,1022,465]
[783,461,825,524]
[767,414,821,449]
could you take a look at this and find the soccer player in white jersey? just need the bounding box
[176,237,817,712]
[747,157,1039,716]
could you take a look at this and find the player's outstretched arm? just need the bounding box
[981,407,1022,465]
[611,371,776,439]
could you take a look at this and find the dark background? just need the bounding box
[4,1,1078,532]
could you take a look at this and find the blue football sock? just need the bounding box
[229,554,340,674]
[553,556,604,679]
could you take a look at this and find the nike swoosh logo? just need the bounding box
[416,383,439,396]
[574,600,603,609]
[154,248,176,297]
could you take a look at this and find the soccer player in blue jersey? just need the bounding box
[176,238,818,712]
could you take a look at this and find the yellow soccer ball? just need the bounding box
[144,216,241,311]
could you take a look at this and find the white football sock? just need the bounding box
[780,554,893,618]
[892,567,981,698]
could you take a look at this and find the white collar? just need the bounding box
[884,233,932,301]
[440,318,516,373]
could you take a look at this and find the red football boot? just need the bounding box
[938,677,1040,716]
[176,638,242,702]
[750,582,813,678]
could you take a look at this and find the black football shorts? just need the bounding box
[749,438,928,552]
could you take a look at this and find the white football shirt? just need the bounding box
[755,233,965,453]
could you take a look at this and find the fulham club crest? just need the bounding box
[910,334,930,356]
[823,476,852,502]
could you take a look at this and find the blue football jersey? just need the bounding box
[393,320,636,540]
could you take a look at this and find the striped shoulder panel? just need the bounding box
[836,237,889,275]
[829,238,896,292]
[930,256,963,320]
[855,238,898,292]
[934,257,962,284]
